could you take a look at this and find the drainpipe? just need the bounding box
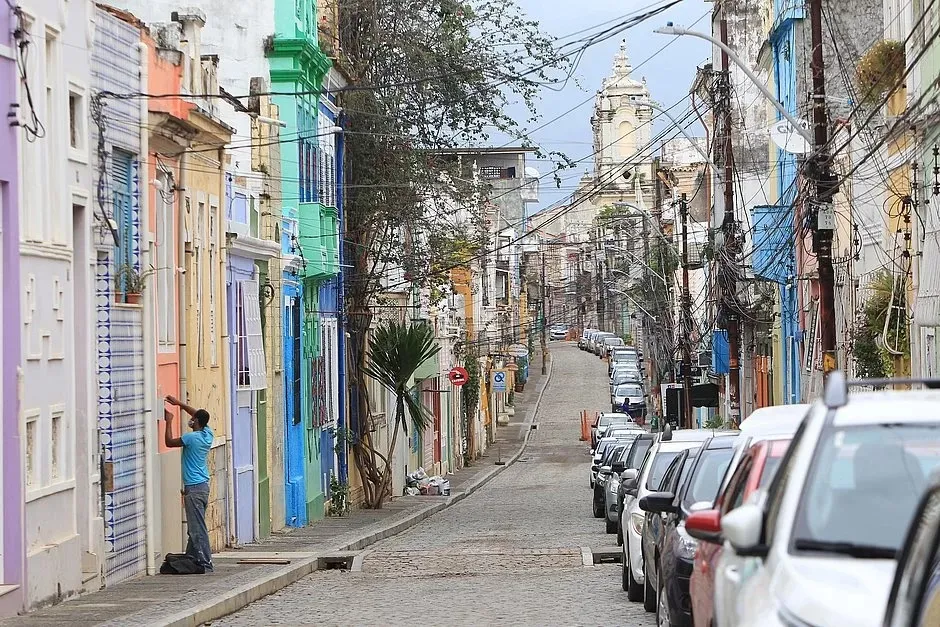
[221,147,238,546]
[137,41,157,576]
[335,117,347,483]
[177,150,189,457]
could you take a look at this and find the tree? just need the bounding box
[361,321,441,507]
[335,0,566,508]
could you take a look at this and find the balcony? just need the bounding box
[297,202,339,279]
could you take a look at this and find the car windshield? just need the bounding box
[682,447,735,510]
[615,384,642,397]
[605,338,624,346]
[792,423,940,554]
[647,451,682,490]
[626,438,653,469]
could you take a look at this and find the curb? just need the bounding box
[155,356,556,627]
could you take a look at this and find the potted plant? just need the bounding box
[113,263,149,305]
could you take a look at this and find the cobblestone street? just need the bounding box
[212,344,655,626]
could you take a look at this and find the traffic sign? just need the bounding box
[508,344,528,357]
[492,369,508,393]
[447,366,469,386]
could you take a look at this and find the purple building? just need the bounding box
[0,1,24,618]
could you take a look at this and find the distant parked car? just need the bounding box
[611,382,644,413]
[591,412,635,449]
[550,326,568,340]
[594,440,637,519]
[601,336,625,357]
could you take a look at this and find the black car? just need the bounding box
[640,435,738,627]
[593,441,632,518]
[616,433,655,545]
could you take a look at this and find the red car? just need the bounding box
[687,437,791,627]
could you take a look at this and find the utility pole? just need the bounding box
[541,249,548,375]
[809,0,839,376]
[680,194,694,429]
[718,3,741,425]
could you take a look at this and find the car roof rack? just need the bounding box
[824,370,940,409]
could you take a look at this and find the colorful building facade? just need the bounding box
[0,0,24,617]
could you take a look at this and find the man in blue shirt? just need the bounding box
[164,395,214,573]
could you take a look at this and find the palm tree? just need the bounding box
[361,320,440,507]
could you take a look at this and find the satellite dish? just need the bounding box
[769,118,812,154]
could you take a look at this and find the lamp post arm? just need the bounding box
[646,100,719,173]
[654,25,814,144]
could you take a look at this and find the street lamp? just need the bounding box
[608,288,657,322]
[653,23,814,144]
[645,100,719,174]
[607,251,669,287]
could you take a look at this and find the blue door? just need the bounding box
[284,290,307,527]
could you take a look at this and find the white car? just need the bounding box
[621,428,724,606]
[711,372,940,627]
[611,382,644,413]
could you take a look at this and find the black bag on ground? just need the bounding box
[160,552,205,575]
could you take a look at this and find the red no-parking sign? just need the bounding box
[448,367,470,386]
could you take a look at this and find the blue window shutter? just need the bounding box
[111,149,134,275]
[712,330,729,375]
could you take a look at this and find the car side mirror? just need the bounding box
[639,491,676,514]
[685,508,723,544]
[611,461,626,474]
[722,504,768,557]
[600,465,611,475]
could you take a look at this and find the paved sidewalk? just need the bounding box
[0,363,551,627]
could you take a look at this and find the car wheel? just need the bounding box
[626,544,643,602]
[592,494,604,519]
[643,560,656,612]
[606,517,617,534]
[621,544,630,592]
[657,565,671,627]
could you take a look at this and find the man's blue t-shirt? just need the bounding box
[181,426,213,486]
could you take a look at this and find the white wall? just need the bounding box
[17,0,94,606]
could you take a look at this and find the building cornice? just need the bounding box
[227,234,281,260]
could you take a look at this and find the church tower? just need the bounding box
[591,40,654,188]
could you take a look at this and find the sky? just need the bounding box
[493,0,713,212]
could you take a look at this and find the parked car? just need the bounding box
[591,412,635,449]
[591,332,614,355]
[591,427,642,487]
[640,446,702,620]
[594,438,639,518]
[586,330,608,353]
[700,373,940,627]
[621,428,732,608]
[882,471,940,627]
[611,367,643,389]
[641,434,738,627]
[688,436,793,627]
[610,349,640,375]
[550,325,568,340]
[616,433,656,545]
[612,382,645,413]
[579,329,597,350]
[601,336,625,357]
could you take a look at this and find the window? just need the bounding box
[51,409,62,480]
[25,416,37,487]
[683,447,735,510]
[209,206,218,366]
[249,194,259,238]
[196,201,205,366]
[240,279,267,390]
[112,149,134,299]
[45,28,63,245]
[647,451,681,490]
[157,171,175,346]
[721,457,752,515]
[235,283,249,387]
[68,89,84,151]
